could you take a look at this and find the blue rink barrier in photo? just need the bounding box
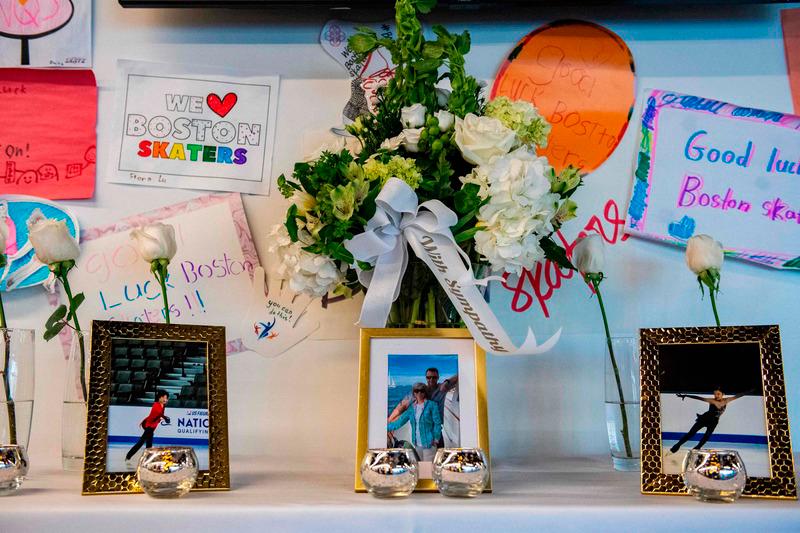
[661,432,768,445]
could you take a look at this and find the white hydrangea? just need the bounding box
[470,147,560,275]
[268,224,344,297]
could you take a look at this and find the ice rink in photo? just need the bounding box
[106,441,210,473]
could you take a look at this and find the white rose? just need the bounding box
[686,234,724,275]
[435,110,455,132]
[401,103,426,128]
[454,114,517,166]
[303,134,361,162]
[130,223,178,263]
[27,209,80,265]
[435,87,450,107]
[291,190,316,216]
[380,134,404,151]
[572,234,606,275]
[268,224,344,298]
[401,128,422,153]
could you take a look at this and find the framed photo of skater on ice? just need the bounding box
[640,326,796,499]
[354,329,491,492]
[81,321,230,494]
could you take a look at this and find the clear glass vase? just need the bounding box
[62,329,89,471]
[604,335,641,471]
[386,255,462,328]
[0,329,35,448]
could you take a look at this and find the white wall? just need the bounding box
[9,1,799,471]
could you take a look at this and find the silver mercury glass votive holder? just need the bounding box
[432,448,490,497]
[137,447,199,498]
[360,448,419,498]
[682,449,747,502]
[0,445,28,495]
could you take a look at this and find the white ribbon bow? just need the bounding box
[345,178,560,356]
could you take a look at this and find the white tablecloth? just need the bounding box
[6,456,798,532]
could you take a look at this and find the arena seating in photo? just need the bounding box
[110,339,209,408]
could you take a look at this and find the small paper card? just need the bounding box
[107,60,279,196]
[626,89,800,270]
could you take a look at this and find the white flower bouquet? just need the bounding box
[275,0,582,329]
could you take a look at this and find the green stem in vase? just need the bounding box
[590,277,633,459]
[60,272,87,403]
[152,260,171,325]
[426,290,436,328]
[0,286,17,445]
[408,294,421,328]
[709,288,721,327]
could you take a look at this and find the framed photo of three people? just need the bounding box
[82,320,230,494]
[355,328,491,492]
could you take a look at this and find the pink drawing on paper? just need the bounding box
[0,0,74,65]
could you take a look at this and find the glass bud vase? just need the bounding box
[604,336,641,471]
[0,329,35,449]
[62,330,89,471]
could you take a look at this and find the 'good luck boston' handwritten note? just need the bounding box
[626,89,800,270]
[108,60,279,196]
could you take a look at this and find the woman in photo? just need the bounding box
[387,382,442,461]
[668,388,750,454]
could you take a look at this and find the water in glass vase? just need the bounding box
[0,400,33,447]
[62,400,87,470]
[605,401,641,471]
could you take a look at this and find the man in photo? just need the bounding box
[125,390,171,463]
[388,367,459,447]
[667,388,751,454]
[387,382,442,461]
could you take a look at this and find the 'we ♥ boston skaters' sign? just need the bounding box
[626,89,800,270]
[108,60,279,196]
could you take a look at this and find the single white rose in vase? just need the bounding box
[572,234,634,460]
[131,223,178,324]
[685,234,724,326]
[27,209,88,400]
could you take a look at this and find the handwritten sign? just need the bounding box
[626,89,800,270]
[107,60,279,196]
[0,68,96,199]
[0,0,91,67]
[782,9,800,115]
[320,19,395,124]
[491,21,635,174]
[72,194,260,353]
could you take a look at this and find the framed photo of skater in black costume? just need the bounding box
[82,320,230,495]
[640,326,796,499]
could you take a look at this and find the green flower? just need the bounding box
[363,156,422,189]
[552,199,578,228]
[550,166,582,196]
[330,184,357,221]
[485,96,551,149]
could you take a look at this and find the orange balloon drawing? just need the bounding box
[491,20,635,175]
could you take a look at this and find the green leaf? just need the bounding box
[327,243,354,265]
[454,227,481,243]
[782,256,800,269]
[541,237,575,271]
[455,32,471,55]
[454,183,481,214]
[414,58,441,73]
[45,305,67,330]
[43,321,66,342]
[67,293,85,320]
[422,42,444,59]
[284,204,299,241]
[348,33,378,54]
[415,0,437,14]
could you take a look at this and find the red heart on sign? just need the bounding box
[206,92,238,118]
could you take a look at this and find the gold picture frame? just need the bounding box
[355,328,491,493]
[82,320,230,495]
[640,325,796,499]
